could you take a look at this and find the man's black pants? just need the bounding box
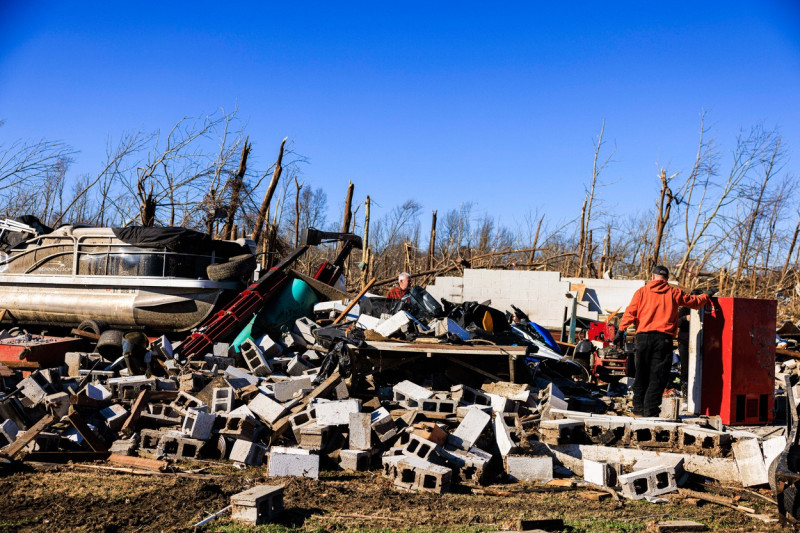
[632,332,674,416]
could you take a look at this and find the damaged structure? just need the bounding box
[0,221,798,527]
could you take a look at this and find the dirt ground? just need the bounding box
[0,461,792,533]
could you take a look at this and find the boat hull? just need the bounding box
[0,274,238,332]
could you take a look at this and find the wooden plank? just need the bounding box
[269,372,341,442]
[24,451,110,463]
[108,453,167,471]
[0,360,40,370]
[67,411,108,453]
[363,341,527,356]
[119,389,151,437]
[0,363,14,377]
[70,328,101,341]
[1,414,55,459]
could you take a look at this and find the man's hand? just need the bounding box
[613,330,626,348]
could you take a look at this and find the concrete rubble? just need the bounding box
[0,272,792,522]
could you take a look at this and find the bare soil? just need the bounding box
[0,462,790,532]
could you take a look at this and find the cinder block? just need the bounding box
[332,380,349,399]
[272,377,312,402]
[64,352,90,377]
[677,426,731,453]
[733,437,768,487]
[584,418,628,445]
[213,342,231,358]
[294,317,318,344]
[420,398,458,415]
[290,409,316,441]
[315,399,362,426]
[505,455,553,482]
[437,445,491,484]
[249,393,287,426]
[241,338,271,377]
[231,485,284,525]
[660,397,681,419]
[356,314,382,331]
[349,412,373,450]
[763,435,788,468]
[182,408,216,440]
[393,380,434,408]
[619,461,682,500]
[339,449,370,471]
[298,422,332,450]
[100,404,129,432]
[371,407,398,442]
[452,385,492,407]
[583,459,620,487]
[403,433,440,462]
[383,455,452,493]
[539,419,585,445]
[219,413,259,440]
[108,376,157,400]
[231,439,267,466]
[256,334,282,357]
[494,414,516,456]
[268,446,320,478]
[150,335,174,359]
[374,311,411,338]
[45,392,70,418]
[170,391,206,416]
[627,421,679,448]
[282,330,308,350]
[212,387,234,413]
[0,418,20,448]
[287,355,311,376]
[449,407,491,449]
[225,365,259,389]
[157,430,204,459]
[86,382,112,401]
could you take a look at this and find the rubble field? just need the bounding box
[0,465,773,532]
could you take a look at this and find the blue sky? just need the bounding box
[1,1,799,235]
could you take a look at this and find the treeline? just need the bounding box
[1,110,798,319]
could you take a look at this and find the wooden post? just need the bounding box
[428,210,437,270]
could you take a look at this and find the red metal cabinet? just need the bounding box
[700,297,776,425]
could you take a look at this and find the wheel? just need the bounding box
[206,254,257,281]
[77,319,108,335]
[96,329,124,359]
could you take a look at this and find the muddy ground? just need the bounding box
[0,461,791,533]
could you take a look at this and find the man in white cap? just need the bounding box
[386,272,411,300]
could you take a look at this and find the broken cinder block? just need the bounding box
[231,485,284,525]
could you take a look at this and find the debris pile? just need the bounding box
[0,238,792,526]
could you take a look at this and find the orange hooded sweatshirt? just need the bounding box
[618,279,711,336]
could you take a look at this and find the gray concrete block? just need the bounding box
[732,437,768,487]
[583,459,619,487]
[293,317,318,344]
[539,419,585,445]
[256,334,283,357]
[212,387,234,413]
[374,311,411,337]
[393,380,434,408]
[182,408,216,440]
[315,399,362,426]
[44,392,70,418]
[241,338,271,377]
[619,462,681,500]
[382,455,452,493]
[272,377,312,402]
[231,484,284,525]
[339,449,370,471]
[231,439,267,466]
[505,455,553,482]
[224,362,260,389]
[494,414,516,456]
[249,393,288,426]
[0,418,20,448]
[452,384,492,407]
[449,407,491,449]
[268,446,319,478]
[349,412,372,450]
[100,404,129,432]
[170,391,206,416]
[371,407,398,442]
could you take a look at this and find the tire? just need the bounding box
[77,319,108,335]
[206,254,257,281]
[96,329,124,359]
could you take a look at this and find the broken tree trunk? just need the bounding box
[251,137,287,246]
[223,137,251,240]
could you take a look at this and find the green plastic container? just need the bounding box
[231,278,319,353]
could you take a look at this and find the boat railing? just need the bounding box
[0,232,220,278]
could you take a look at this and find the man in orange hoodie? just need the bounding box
[614,265,711,417]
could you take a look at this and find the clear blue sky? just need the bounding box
[2,1,799,234]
